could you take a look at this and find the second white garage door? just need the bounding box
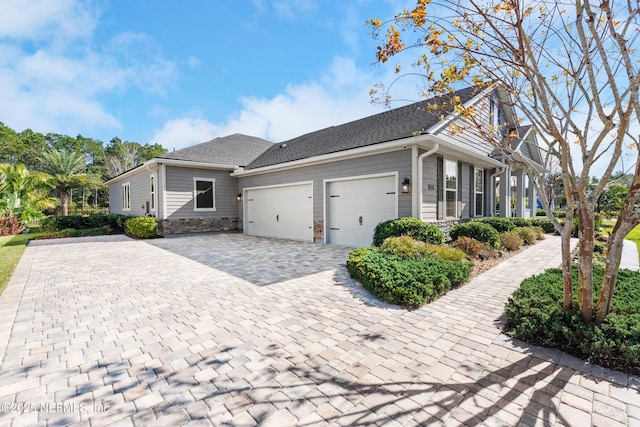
[245,183,313,241]
[327,175,397,247]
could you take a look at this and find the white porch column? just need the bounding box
[515,169,526,217]
[499,166,511,217]
[528,174,537,217]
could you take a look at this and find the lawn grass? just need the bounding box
[625,224,640,261]
[602,220,640,262]
[0,230,48,295]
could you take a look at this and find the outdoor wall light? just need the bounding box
[237,193,242,202]
[401,177,411,193]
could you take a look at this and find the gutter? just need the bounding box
[417,142,440,221]
[489,162,507,216]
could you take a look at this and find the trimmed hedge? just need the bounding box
[510,217,533,228]
[474,217,516,233]
[531,217,556,233]
[125,217,157,238]
[347,247,471,308]
[372,217,445,246]
[41,214,127,233]
[450,221,500,248]
[505,265,640,375]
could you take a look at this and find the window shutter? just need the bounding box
[469,165,475,217]
[485,169,491,216]
[436,156,443,220]
[458,162,463,218]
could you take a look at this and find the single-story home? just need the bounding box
[106,85,544,247]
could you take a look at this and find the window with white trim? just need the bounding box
[475,168,484,217]
[445,160,457,218]
[193,178,216,211]
[122,182,131,211]
[149,174,156,211]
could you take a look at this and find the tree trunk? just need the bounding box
[61,190,69,216]
[596,232,624,323]
[560,220,574,312]
[577,207,595,323]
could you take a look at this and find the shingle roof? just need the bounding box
[245,86,479,170]
[157,133,273,166]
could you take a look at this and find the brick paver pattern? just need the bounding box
[0,233,638,426]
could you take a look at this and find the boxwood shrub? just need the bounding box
[505,265,640,375]
[346,247,471,308]
[474,217,516,233]
[510,217,533,228]
[531,217,556,233]
[372,217,445,246]
[450,221,500,248]
[41,214,127,233]
[125,217,157,238]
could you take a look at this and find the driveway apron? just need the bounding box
[0,233,638,426]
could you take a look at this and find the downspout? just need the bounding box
[417,143,440,221]
[489,161,506,217]
[145,162,157,218]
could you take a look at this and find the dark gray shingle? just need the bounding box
[158,133,273,167]
[246,87,479,170]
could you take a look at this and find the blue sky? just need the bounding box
[0,0,418,151]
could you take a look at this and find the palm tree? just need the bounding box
[0,163,54,212]
[39,150,87,216]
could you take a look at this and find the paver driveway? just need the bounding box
[0,233,638,426]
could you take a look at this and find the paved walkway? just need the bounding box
[0,233,638,426]
[620,240,640,271]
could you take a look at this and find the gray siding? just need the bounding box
[421,155,438,220]
[431,97,498,158]
[238,150,413,222]
[165,166,239,219]
[420,157,477,221]
[108,167,157,217]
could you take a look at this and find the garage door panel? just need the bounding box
[246,184,313,241]
[328,176,397,247]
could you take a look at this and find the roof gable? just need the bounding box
[158,133,273,166]
[246,86,479,170]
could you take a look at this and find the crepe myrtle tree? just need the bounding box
[369,0,639,323]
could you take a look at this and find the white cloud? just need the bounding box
[150,117,219,151]
[0,0,178,138]
[150,56,390,150]
[0,0,97,42]
[187,56,200,69]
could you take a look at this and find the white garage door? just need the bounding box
[327,175,397,247]
[246,183,313,241]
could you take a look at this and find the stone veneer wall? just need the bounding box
[158,217,239,235]
[425,219,461,242]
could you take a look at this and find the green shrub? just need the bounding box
[372,217,445,246]
[346,247,471,308]
[516,227,539,245]
[380,236,468,262]
[450,222,500,247]
[125,217,157,238]
[41,214,127,233]
[510,217,533,228]
[505,265,640,375]
[500,231,523,251]
[452,236,484,258]
[475,217,516,233]
[536,209,546,216]
[531,217,556,233]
